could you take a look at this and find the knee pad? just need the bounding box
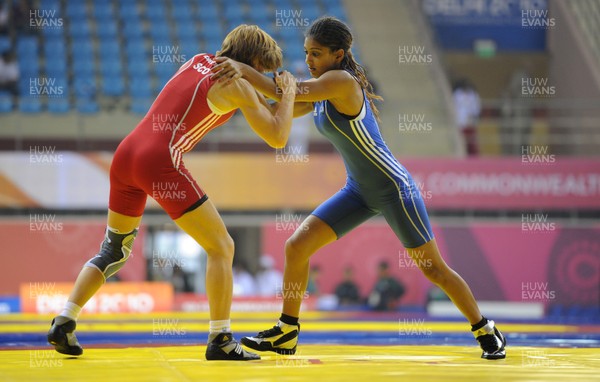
[86,228,138,280]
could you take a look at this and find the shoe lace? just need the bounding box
[477,334,499,352]
[257,325,283,338]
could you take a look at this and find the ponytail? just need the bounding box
[341,51,383,121]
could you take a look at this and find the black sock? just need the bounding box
[471,316,488,331]
[279,313,299,326]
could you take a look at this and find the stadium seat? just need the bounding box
[40,24,64,40]
[102,76,126,97]
[44,39,67,57]
[171,5,194,22]
[301,4,321,20]
[73,78,97,98]
[118,3,140,19]
[45,59,68,77]
[122,22,145,39]
[18,98,43,113]
[16,36,39,57]
[72,60,95,77]
[68,20,92,39]
[18,58,39,77]
[145,4,168,21]
[131,98,152,114]
[76,98,99,113]
[99,57,123,77]
[129,78,153,99]
[272,0,293,7]
[146,0,166,6]
[96,20,119,40]
[203,39,222,55]
[47,98,70,114]
[0,91,13,113]
[199,20,223,40]
[98,41,121,57]
[92,3,114,20]
[65,2,88,19]
[148,23,171,41]
[196,4,219,20]
[71,39,94,57]
[175,22,197,40]
[0,36,12,54]
[39,0,60,8]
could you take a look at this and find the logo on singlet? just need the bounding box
[313,103,324,116]
[193,56,215,75]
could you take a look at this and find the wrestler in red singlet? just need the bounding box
[110,53,233,219]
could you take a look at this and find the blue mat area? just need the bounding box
[2,331,599,349]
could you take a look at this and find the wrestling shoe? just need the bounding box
[47,317,83,356]
[241,321,299,355]
[473,319,506,360]
[205,332,260,361]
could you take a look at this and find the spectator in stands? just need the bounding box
[255,255,283,297]
[0,51,19,97]
[334,265,361,306]
[452,79,481,156]
[0,0,9,35]
[232,260,257,297]
[367,261,405,311]
[12,0,33,34]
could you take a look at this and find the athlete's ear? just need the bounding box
[334,48,344,64]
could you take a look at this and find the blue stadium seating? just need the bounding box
[127,60,150,80]
[18,98,43,113]
[148,22,171,41]
[196,4,219,20]
[0,91,13,113]
[73,78,96,98]
[44,39,67,58]
[123,22,145,39]
[65,2,88,18]
[96,20,119,40]
[76,98,99,114]
[92,3,114,21]
[0,36,12,53]
[175,21,197,40]
[16,36,38,56]
[102,76,125,97]
[11,0,352,114]
[40,23,64,41]
[72,57,95,77]
[68,20,92,39]
[39,0,60,9]
[98,41,121,57]
[145,3,168,21]
[171,5,193,22]
[199,20,223,40]
[18,58,39,77]
[131,99,152,114]
[47,98,70,114]
[45,59,68,77]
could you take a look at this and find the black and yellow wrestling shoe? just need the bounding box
[205,332,260,361]
[241,321,299,355]
[473,320,506,360]
[47,317,83,356]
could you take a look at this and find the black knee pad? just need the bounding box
[86,228,138,280]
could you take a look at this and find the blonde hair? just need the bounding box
[218,25,283,71]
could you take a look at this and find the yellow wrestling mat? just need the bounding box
[1,345,599,382]
[1,312,599,381]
